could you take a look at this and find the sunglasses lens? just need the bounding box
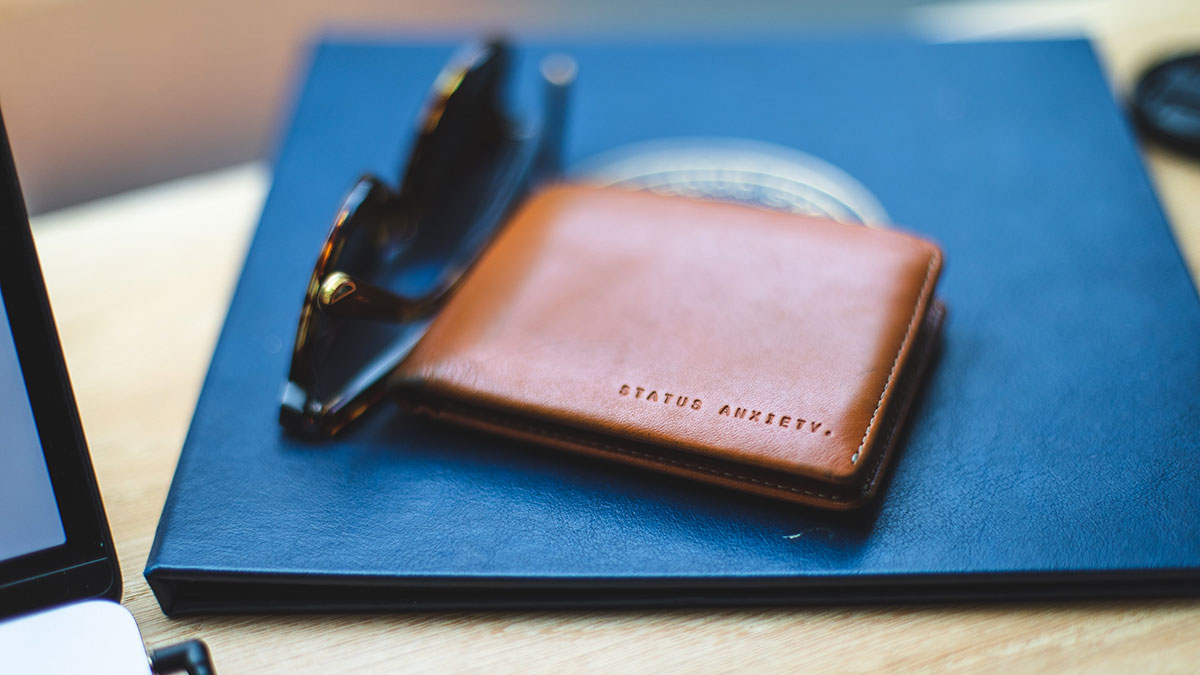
[283,40,564,437]
[283,179,429,436]
[392,47,532,302]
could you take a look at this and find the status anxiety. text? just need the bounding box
[617,383,831,437]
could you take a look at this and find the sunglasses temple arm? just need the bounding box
[534,54,577,180]
[316,271,439,322]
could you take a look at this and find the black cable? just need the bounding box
[149,639,216,675]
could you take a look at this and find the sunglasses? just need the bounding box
[281,40,575,437]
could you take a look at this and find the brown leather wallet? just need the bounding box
[391,185,945,509]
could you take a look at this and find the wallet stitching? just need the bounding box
[851,252,939,465]
[425,401,849,502]
[856,301,943,497]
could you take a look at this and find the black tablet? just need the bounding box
[0,108,120,620]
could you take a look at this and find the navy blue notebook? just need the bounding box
[145,38,1200,615]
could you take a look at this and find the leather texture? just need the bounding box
[145,39,1200,615]
[391,185,943,508]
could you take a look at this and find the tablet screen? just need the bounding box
[0,291,66,562]
[0,108,119,619]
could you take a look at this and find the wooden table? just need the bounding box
[28,6,1200,672]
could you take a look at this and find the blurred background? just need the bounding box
[0,0,1196,215]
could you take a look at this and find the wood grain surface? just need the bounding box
[27,5,1200,672]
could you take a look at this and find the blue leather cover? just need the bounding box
[144,38,1200,615]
